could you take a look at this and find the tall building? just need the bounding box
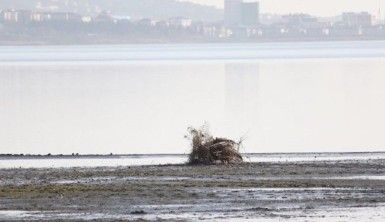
[224,0,259,27]
[242,2,259,26]
[342,12,372,27]
[376,0,383,24]
[224,0,243,26]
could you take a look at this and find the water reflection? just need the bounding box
[225,63,259,137]
[1,58,385,154]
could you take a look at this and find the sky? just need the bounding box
[187,0,383,17]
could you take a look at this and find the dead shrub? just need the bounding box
[185,124,243,165]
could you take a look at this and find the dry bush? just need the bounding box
[185,124,243,165]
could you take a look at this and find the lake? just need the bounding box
[1,152,385,169]
[1,41,385,155]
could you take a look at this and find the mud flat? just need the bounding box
[1,159,385,221]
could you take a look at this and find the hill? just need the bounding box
[0,0,223,22]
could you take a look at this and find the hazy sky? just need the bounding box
[187,0,382,16]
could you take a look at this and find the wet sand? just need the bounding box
[1,159,385,221]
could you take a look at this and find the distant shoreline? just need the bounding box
[1,151,384,159]
[0,153,187,160]
[1,36,385,46]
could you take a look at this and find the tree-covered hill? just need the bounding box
[0,0,223,22]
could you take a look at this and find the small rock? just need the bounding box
[130,210,146,215]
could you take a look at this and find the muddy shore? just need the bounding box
[1,159,385,221]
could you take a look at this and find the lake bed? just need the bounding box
[1,157,385,221]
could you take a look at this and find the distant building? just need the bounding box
[110,15,131,22]
[329,26,361,36]
[156,20,171,28]
[0,10,18,22]
[169,17,192,28]
[281,14,318,27]
[0,9,32,23]
[342,12,372,27]
[52,12,82,22]
[259,13,284,25]
[137,18,157,26]
[94,11,115,23]
[273,14,330,37]
[224,0,259,27]
[241,2,259,26]
[30,12,51,22]
[37,12,83,22]
[224,0,243,26]
[81,16,93,23]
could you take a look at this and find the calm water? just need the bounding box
[1,41,385,61]
[1,41,385,154]
[1,152,385,169]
